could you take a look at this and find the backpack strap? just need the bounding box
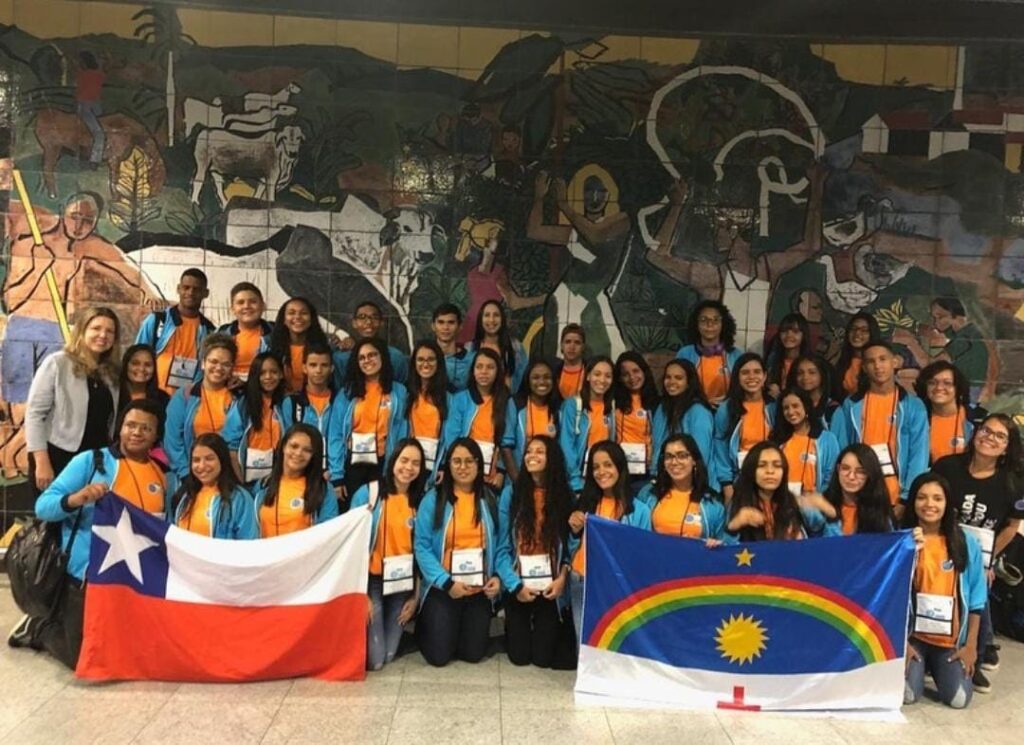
[152,309,168,344]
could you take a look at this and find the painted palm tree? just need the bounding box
[132,5,195,146]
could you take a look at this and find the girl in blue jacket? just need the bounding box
[769,387,840,498]
[675,299,743,407]
[914,360,977,465]
[713,353,776,500]
[903,472,986,709]
[784,354,839,430]
[405,340,452,480]
[171,432,258,539]
[823,444,895,535]
[509,358,561,479]
[465,299,528,395]
[638,434,725,543]
[222,353,287,485]
[559,356,615,493]
[414,438,503,667]
[651,359,716,489]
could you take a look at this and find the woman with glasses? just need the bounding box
[675,300,743,408]
[915,361,976,465]
[931,413,1024,694]
[638,434,725,542]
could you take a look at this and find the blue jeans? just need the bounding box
[367,576,411,671]
[979,599,994,649]
[569,571,584,650]
[77,101,104,163]
[904,638,973,709]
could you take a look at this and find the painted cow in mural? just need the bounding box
[190,125,305,207]
[183,97,299,137]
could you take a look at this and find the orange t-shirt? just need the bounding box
[757,495,804,541]
[929,408,968,464]
[525,401,556,439]
[843,357,862,396]
[518,488,549,555]
[369,493,416,575]
[259,476,311,537]
[862,390,899,505]
[111,458,167,514]
[616,393,650,447]
[782,433,818,494]
[913,534,959,648]
[841,502,858,536]
[233,326,263,378]
[653,489,702,538]
[587,400,609,448]
[559,365,585,399]
[247,397,281,451]
[156,315,200,394]
[193,386,232,437]
[178,484,217,536]
[739,400,769,452]
[571,496,619,576]
[287,344,305,392]
[307,389,331,417]
[469,396,495,442]
[353,381,390,458]
[698,353,729,402]
[410,394,442,439]
[443,489,485,572]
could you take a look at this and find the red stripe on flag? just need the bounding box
[76,584,367,682]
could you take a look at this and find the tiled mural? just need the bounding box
[2,2,1024,524]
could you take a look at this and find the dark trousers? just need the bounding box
[505,594,562,668]
[28,443,78,497]
[416,588,491,667]
[35,578,85,670]
[342,462,381,513]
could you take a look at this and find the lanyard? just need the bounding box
[697,352,729,392]
[201,386,227,431]
[448,495,485,572]
[864,391,898,452]
[123,459,153,513]
[527,400,549,439]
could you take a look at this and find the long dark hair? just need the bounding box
[269,297,330,363]
[516,357,561,413]
[118,344,166,411]
[613,351,659,413]
[577,441,634,516]
[834,312,881,399]
[473,299,519,382]
[244,352,286,431]
[770,387,824,443]
[653,434,710,502]
[173,433,241,525]
[659,359,711,435]
[379,437,428,509]
[686,299,737,349]
[823,444,893,534]
[765,313,812,389]
[729,441,804,541]
[915,360,971,418]
[966,413,1024,493]
[901,472,968,572]
[510,435,572,553]
[405,340,449,421]
[262,423,326,517]
[468,348,509,445]
[581,355,615,413]
[785,354,834,424]
[433,437,491,530]
[724,352,768,433]
[344,337,395,398]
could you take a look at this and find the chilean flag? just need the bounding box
[75,494,370,682]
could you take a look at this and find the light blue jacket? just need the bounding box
[36,447,175,580]
[651,401,718,490]
[249,476,340,526]
[221,397,286,483]
[135,306,216,386]
[171,484,259,539]
[831,389,929,502]
[712,400,777,487]
[163,381,239,478]
[413,486,501,606]
[636,484,727,540]
[465,339,529,395]
[675,345,743,389]
[326,382,410,484]
[511,401,560,467]
[349,482,418,558]
[441,389,516,470]
[722,502,837,545]
[279,388,339,440]
[909,529,987,649]
[558,396,616,493]
[445,348,472,392]
[567,500,653,567]
[333,346,409,387]
[216,319,273,362]
[779,429,841,495]
[928,411,975,464]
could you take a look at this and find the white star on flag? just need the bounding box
[93,506,158,583]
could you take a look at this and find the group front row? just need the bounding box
[15,397,993,710]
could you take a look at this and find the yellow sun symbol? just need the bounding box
[715,613,768,665]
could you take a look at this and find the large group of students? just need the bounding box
[10,268,1023,710]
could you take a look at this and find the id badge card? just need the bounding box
[351,431,379,465]
[417,437,439,470]
[962,524,996,568]
[621,442,647,475]
[870,443,896,477]
[519,553,553,592]
[167,355,198,389]
[787,481,803,498]
[451,547,484,587]
[474,439,496,476]
[915,592,954,636]
[245,447,274,482]
[382,553,414,595]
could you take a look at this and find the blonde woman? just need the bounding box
[25,307,121,493]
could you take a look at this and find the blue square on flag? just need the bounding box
[87,494,170,597]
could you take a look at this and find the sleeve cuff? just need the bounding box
[442,578,454,592]
[59,494,74,514]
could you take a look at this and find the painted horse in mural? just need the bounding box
[32,109,166,199]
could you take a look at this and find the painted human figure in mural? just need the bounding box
[75,51,105,169]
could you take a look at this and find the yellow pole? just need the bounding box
[10,170,70,343]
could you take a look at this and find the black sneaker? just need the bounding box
[972,667,992,694]
[7,614,39,649]
[980,644,1000,672]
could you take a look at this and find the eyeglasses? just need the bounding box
[355,314,381,322]
[697,316,722,326]
[977,426,1009,443]
[838,465,867,478]
[450,458,478,468]
[663,452,692,463]
[358,352,381,362]
[123,422,155,434]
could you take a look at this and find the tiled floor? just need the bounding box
[0,582,1021,744]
